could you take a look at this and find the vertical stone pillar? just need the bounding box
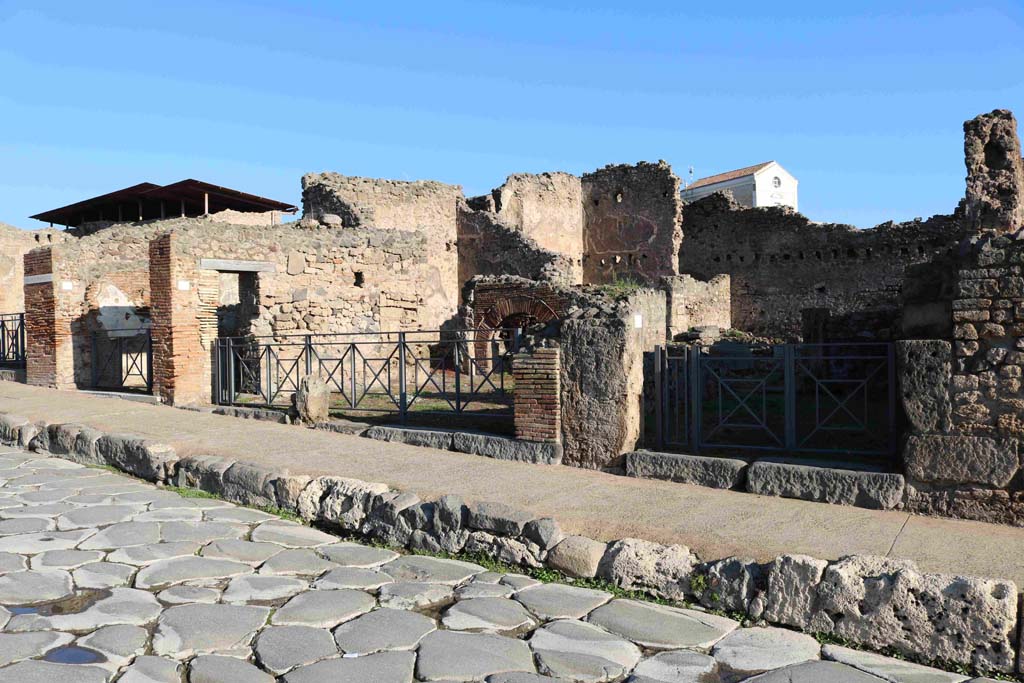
[23,247,75,389]
[150,233,207,405]
[513,347,561,442]
[964,109,1024,233]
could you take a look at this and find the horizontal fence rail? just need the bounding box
[651,342,897,459]
[89,328,153,393]
[214,328,523,423]
[0,314,25,366]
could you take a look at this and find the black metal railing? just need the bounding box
[651,342,897,459]
[90,328,153,393]
[0,314,25,366]
[214,328,522,422]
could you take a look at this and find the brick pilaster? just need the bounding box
[513,347,561,443]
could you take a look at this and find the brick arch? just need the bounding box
[473,295,559,367]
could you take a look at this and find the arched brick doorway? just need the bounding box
[473,295,559,370]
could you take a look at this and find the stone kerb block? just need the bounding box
[547,535,607,578]
[626,450,747,489]
[95,433,179,483]
[904,434,1019,488]
[0,414,29,447]
[597,538,698,600]
[746,461,905,510]
[896,340,952,433]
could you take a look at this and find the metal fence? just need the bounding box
[0,314,25,366]
[214,328,522,422]
[651,342,897,459]
[90,328,153,393]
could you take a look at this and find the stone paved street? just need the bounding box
[0,448,996,682]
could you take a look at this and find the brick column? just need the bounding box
[23,247,74,388]
[150,233,208,405]
[513,347,561,442]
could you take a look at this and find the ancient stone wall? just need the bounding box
[680,192,966,339]
[0,223,64,313]
[964,109,1024,233]
[660,274,731,339]
[582,161,683,285]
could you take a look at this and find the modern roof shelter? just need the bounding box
[31,179,297,228]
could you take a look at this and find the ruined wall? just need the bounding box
[582,161,683,285]
[661,274,731,339]
[964,109,1024,233]
[301,173,461,322]
[680,192,965,339]
[0,223,64,313]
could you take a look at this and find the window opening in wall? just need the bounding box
[354,271,364,288]
[772,176,782,188]
[615,192,623,203]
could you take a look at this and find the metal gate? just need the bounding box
[0,314,25,366]
[90,328,153,393]
[651,342,897,459]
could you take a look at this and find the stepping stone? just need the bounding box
[201,539,283,565]
[442,597,538,633]
[160,521,248,544]
[118,656,182,683]
[107,541,202,565]
[135,556,252,589]
[254,625,339,675]
[0,569,73,604]
[378,582,454,610]
[333,608,436,655]
[712,627,821,678]
[0,552,26,574]
[514,583,611,620]
[0,659,109,683]
[77,624,148,667]
[319,542,399,567]
[6,587,162,631]
[416,630,536,681]
[79,521,161,550]
[0,530,93,554]
[222,575,308,603]
[822,644,968,683]
[0,631,74,666]
[56,504,142,529]
[258,549,337,576]
[282,650,415,683]
[587,600,738,650]
[152,603,271,658]
[0,517,52,535]
[251,522,337,548]
[629,650,719,682]
[30,549,104,570]
[205,507,279,524]
[529,619,641,682]
[314,566,393,590]
[73,562,136,589]
[158,585,222,605]
[381,555,484,585]
[744,660,890,682]
[271,589,376,628]
[457,582,516,599]
[190,654,274,683]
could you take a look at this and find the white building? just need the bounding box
[682,161,798,211]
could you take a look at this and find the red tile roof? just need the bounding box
[687,161,774,190]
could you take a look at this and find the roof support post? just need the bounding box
[180,199,185,218]
[203,192,209,216]
[137,200,143,221]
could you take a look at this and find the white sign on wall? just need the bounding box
[61,281,73,291]
[634,314,643,329]
[177,280,191,291]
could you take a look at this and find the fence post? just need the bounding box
[263,343,273,405]
[349,342,357,409]
[19,314,24,363]
[653,345,664,451]
[454,337,462,413]
[398,332,408,424]
[887,342,897,457]
[304,335,313,377]
[689,345,701,452]
[146,331,153,394]
[0,318,6,362]
[784,344,796,450]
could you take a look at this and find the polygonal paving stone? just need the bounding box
[118,655,182,683]
[201,539,284,565]
[628,650,719,682]
[0,517,52,536]
[149,497,231,510]
[204,507,278,524]
[0,569,73,604]
[332,608,436,655]
[417,630,536,681]
[487,675,573,683]
[134,556,252,589]
[530,619,641,682]
[743,660,890,682]
[378,582,454,610]
[254,625,339,675]
[0,659,109,683]
[16,491,73,505]
[159,521,247,544]
[250,522,337,548]
[79,521,161,550]
[133,508,204,522]
[151,603,271,658]
[189,654,275,682]
[107,541,202,565]
[514,583,612,620]
[442,597,538,634]
[319,542,399,567]
[222,575,308,603]
[0,530,94,554]
[587,600,738,650]
[314,566,393,590]
[381,555,484,585]
[77,624,149,667]
[73,562,136,589]
[0,503,76,518]
[258,549,337,576]
[822,644,967,683]
[282,650,415,683]
[56,504,143,530]
[501,574,542,590]
[712,627,821,678]
[6,587,162,632]
[0,552,26,574]
[271,589,376,628]
[457,582,516,599]
[157,585,222,605]
[30,549,104,570]
[0,630,74,666]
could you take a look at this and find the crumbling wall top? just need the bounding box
[963,109,1024,233]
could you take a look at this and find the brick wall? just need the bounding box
[513,347,560,442]
[23,249,57,387]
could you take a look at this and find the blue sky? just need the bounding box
[1,1,1022,229]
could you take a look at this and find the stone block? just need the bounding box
[72,427,104,466]
[467,501,534,536]
[625,450,747,489]
[364,426,454,451]
[896,340,952,433]
[464,531,543,568]
[0,414,29,447]
[522,517,563,551]
[452,432,562,464]
[762,554,828,630]
[211,406,290,424]
[273,475,311,512]
[175,456,234,492]
[219,462,284,508]
[597,538,698,600]
[547,535,607,579]
[96,433,178,483]
[905,435,1019,488]
[291,375,330,425]
[697,557,766,615]
[746,461,904,510]
[45,423,82,455]
[297,476,390,531]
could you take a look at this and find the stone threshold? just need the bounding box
[626,450,906,511]
[0,411,1016,676]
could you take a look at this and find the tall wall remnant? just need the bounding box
[964,109,1024,233]
[0,223,64,313]
[582,161,683,285]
